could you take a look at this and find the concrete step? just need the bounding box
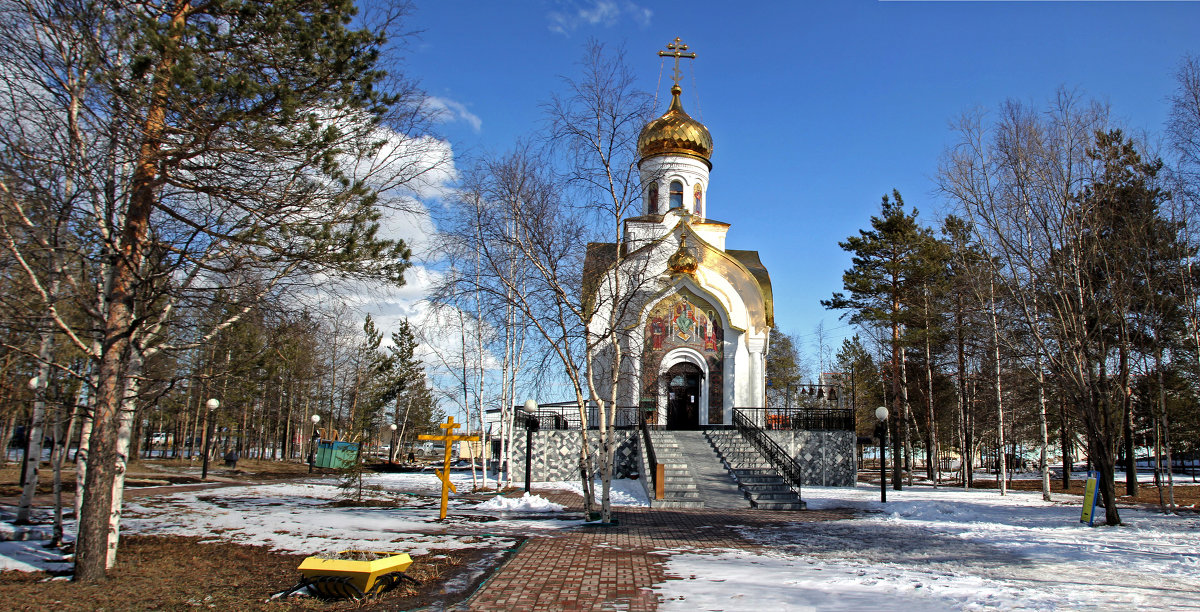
[733,468,778,477]
[754,500,807,510]
[654,499,706,509]
[747,491,799,501]
[739,481,788,491]
[705,429,808,512]
[722,459,770,466]
[736,475,785,484]
[662,481,699,491]
[662,491,702,500]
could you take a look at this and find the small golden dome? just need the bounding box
[667,234,698,276]
[638,85,713,167]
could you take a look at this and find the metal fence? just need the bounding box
[513,405,641,431]
[735,407,856,432]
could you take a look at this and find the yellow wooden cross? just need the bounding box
[418,416,480,520]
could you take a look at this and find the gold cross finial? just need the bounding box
[440,416,461,431]
[658,37,696,88]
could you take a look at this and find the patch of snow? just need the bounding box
[475,493,564,513]
[116,473,592,562]
[0,541,71,573]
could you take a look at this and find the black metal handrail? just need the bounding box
[736,407,855,431]
[639,413,659,498]
[733,408,805,501]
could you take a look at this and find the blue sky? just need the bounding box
[396,0,1200,369]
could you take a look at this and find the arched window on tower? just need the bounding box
[648,182,659,213]
[669,180,684,209]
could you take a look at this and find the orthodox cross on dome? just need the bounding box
[658,37,696,88]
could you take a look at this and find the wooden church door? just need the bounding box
[665,363,702,430]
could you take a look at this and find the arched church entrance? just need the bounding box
[665,362,703,430]
[641,288,726,428]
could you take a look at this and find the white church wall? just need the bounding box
[722,330,738,422]
[732,334,752,407]
[747,335,768,408]
[639,155,709,217]
[691,222,728,251]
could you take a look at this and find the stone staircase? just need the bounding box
[705,429,807,510]
[646,430,704,508]
[644,430,805,510]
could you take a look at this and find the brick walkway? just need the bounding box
[466,490,852,611]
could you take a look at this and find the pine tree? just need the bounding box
[823,191,937,489]
[765,329,805,408]
[0,0,437,581]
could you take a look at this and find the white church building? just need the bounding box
[583,71,773,430]
[509,41,855,499]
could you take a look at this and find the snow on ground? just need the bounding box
[537,478,650,507]
[475,492,564,512]
[657,484,1200,610]
[117,472,592,559]
[0,541,71,572]
[1,472,620,573]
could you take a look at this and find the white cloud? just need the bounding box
[425,96,483,133]
[547,1,653,35]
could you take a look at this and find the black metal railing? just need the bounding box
[736,407,855,431]
[733,408,805,501]
[512,405,641,431]
[639,413,660,499]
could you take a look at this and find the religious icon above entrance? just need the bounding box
[642,290,724,427]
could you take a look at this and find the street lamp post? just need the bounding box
[201,398,219,480]
[389,423,398,464]
[523,399,538,492]
[142,418,151,459]
[876,406,889,503]
[308,414,321,473]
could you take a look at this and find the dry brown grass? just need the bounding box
[0,535,507,610]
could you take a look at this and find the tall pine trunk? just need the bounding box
[76,2,191,581]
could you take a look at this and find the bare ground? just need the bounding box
[0,534,515,610]
[0,459,519,610]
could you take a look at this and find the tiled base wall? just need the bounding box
[505,428,854,487]
[509,430,639,482]
[765,430,857,487]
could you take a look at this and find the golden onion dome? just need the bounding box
[638,85,713,167]
[667,234,698,276]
